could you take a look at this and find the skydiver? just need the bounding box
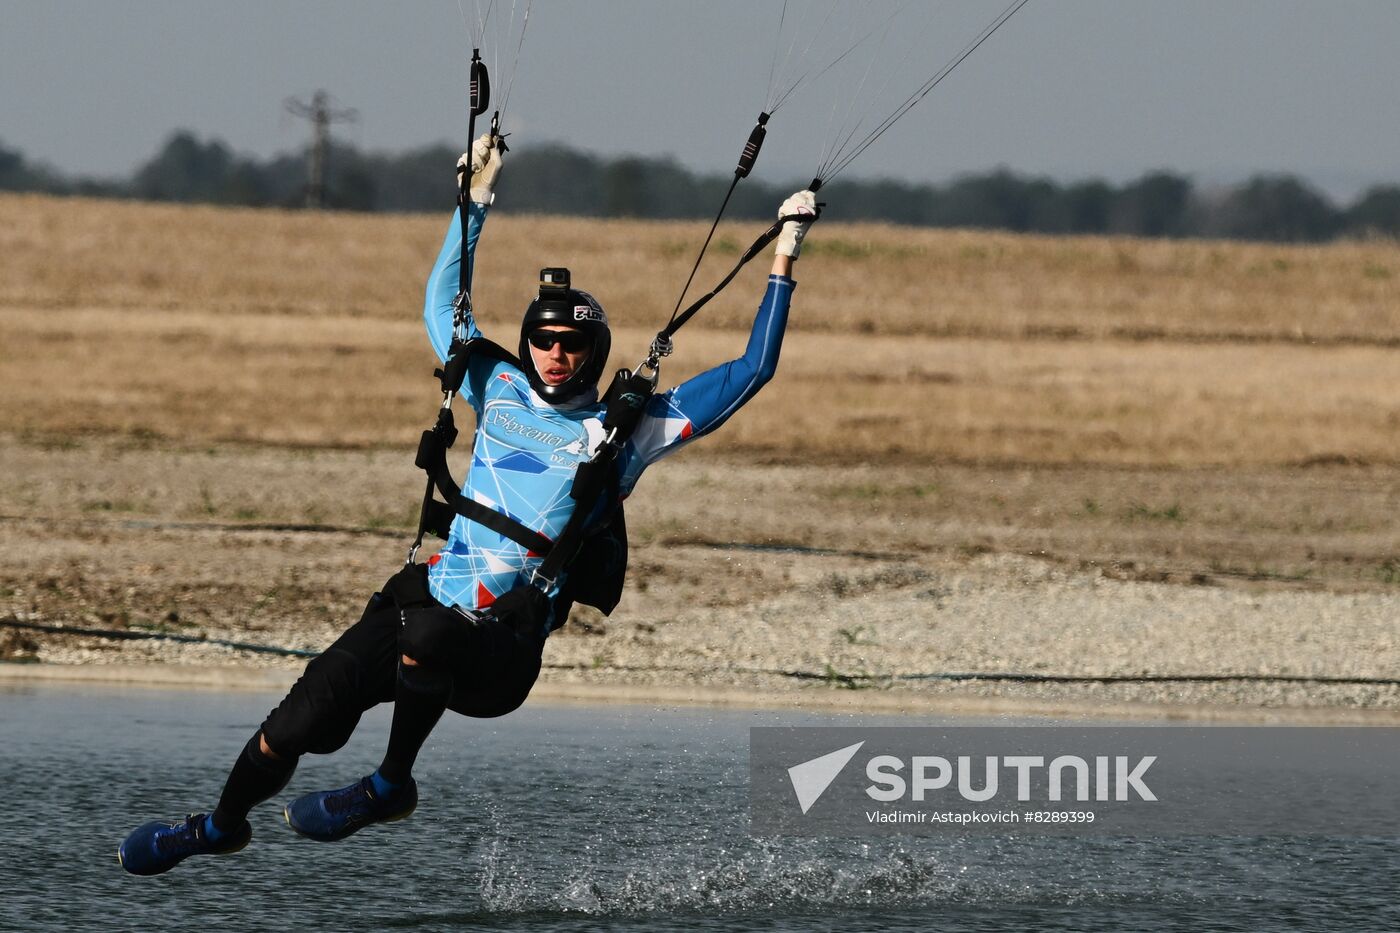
[118,135,817,875]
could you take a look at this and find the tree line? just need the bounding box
[3,131,1398,242]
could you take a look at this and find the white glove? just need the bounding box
[774,189,817,259]
[456,133,503,204]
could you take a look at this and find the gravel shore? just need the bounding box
[3,438,1396,721]
[6,549,1396,720]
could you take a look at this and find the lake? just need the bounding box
[0,681,1392,931]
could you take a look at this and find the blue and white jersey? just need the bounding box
[422,202,794,631]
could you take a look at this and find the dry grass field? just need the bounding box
[1,192,1397,711]
[3,193,1398,465]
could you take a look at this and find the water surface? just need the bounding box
[0,682,1391,931]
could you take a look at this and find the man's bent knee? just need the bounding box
[260,648,371,758]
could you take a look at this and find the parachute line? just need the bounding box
[461,0,531,132]
[496,0,533,121]
[765,0,790,111]
[815,2,904,181]
[819,0,1032,184]
[769,1,900,116]
[471,0,493,46]
[766,0,839,114]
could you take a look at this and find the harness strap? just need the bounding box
[529,369,654,589]
[414,414,555,554]
[407,337,526,564]
[420,499,456,542]
[449,494,554,555]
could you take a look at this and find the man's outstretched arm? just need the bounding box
[632,190,817,465]
[423,200,488,363]
[422,134,505,363]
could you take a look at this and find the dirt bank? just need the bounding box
[4,437,1396,717]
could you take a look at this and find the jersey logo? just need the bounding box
[485,402,568,449]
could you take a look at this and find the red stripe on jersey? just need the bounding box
[476,582,496,607]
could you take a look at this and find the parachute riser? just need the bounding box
[666,110,772,326]
[458,48,491,307]
[464,48,489,195]
[656,205,823,356]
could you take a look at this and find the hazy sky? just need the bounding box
[4,0,1398,200]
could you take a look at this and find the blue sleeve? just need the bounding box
[423,200,489,363]
[626,274,794,469]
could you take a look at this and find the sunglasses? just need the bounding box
[527,329,591,353]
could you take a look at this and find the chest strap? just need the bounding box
[413,402,555,556]
[408,337,542,561]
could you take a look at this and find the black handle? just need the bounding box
[469,51,490,117]
[735,112,770,179]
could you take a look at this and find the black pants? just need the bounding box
[258,580,544,760]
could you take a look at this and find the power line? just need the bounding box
[283,90,359,209]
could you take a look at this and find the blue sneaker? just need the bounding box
[118,813,251,876]
[283,776,418,842]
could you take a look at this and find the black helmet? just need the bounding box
[518,267,611,404]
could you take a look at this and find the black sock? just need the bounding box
[377,662,451,787]
[211,733,297,833]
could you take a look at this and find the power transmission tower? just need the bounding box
[284,90,358,209]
